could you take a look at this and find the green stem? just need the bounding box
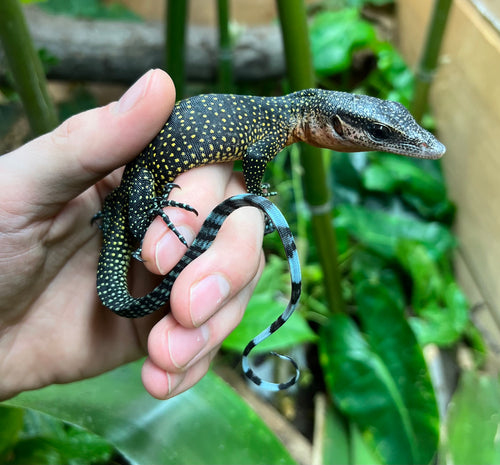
[410,0,452,122]
[276,0,344,313]
[0,0,58,136]
[217,0,233,92]
[165,0,188,99]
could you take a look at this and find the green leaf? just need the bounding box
[365,45,415,105]
[335,204,456,260]
[362,155,455,222]
[316,402,383,465]
[222,255,316,354]
[350,423,384,465]
[351,251,406,312]
[395,240,469,346]
[4,362,294,465]
[0,406,24,463]
[9,423,113,465]
[396,239,445,310]
[318,403,350,465]
[362,163,398,192]
[441,371,500,464]
[409,282,469,347]
[319,281,439,464]
[310,9,377,76]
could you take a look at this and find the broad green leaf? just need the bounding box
[350,423,384,465]
[319,403,349,465]
[8,420,113,465]
[0,406,24,462]
[441,371,500,464]
[317,402,383,465]
[310,9,377,76]
[4,362,294,465]
[319,281,439,464]
[222,255,316,354]
[335,204,456,259]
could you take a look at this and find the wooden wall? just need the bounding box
[397,0,500,338]
[111,0,282,24]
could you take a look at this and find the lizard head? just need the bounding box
[294,90,445,159]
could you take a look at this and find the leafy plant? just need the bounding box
[0,406,113,465]
[0,2,482,465]
[440,371,500,464]
[4,362,295,465]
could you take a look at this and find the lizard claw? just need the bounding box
[132,248,145,262]
[91,211,103,228]
[260,183,277,197]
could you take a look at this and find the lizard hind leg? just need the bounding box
[128,168,198,258]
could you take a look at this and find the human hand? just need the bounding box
[0,69,265,401]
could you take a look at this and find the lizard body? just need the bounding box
[96,89,445,389]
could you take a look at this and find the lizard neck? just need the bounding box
[285,89,340,148]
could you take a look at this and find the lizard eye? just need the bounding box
[367,123,392,141]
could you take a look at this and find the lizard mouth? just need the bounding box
[420,139,446,159]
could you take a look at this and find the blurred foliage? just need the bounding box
[4,363,295,465]
[0,1,484,465]
[0,406,113,465]
[440,371,500,464]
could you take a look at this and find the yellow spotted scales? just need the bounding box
[95,89,445,389]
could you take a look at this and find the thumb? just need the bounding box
[1,69,175,209]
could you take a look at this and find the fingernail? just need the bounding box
[155,226,195,274]
[168,325,210,369]
[115,69,154,113]
[190,274,231,326]
[166,372,184,397]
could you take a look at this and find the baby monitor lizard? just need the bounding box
[95,88,445,390]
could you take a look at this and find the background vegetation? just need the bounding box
[1,0,497,464]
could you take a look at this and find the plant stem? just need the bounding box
[217,0,233,92]
[0,0,58,136]
[411,0,452,122]
[276,0,344,313]
[165,0,188,98]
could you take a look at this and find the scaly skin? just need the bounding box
[96,89,445,389]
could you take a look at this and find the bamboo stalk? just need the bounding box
[165,0,188,98]
[411,0,453,122]
[0,0,58,136]
[217,0,233,92]
[276,0,345,313]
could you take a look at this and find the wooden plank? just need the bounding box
[398,0,500,322]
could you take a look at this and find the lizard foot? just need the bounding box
[91,211,103,229]
[260,183,277,197]
[150,183,199,248]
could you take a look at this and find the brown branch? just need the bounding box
[0,6,285,83]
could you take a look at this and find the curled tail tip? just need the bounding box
[242,351,300,392]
